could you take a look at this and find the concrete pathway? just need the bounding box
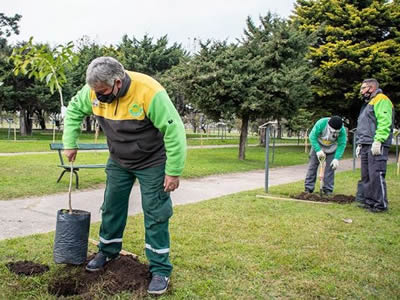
[1,156,387,241]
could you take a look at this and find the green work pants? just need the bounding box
[98,158,173,276]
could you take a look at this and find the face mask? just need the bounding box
[362,92,371,102]
[96,81,117,103]
[360,85,372,102]
[328,125,339,139]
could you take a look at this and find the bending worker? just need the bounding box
[63,57,186,295]
[304,116,347,195]
[356,78,394,213]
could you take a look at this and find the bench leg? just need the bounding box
[73,170,79,189]
[56,170,68,183]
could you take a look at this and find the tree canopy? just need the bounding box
[292,0,400,127]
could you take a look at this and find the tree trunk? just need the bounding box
[19,109,33,136]
[238,115,249,160]
[277,119,282,139]
[36,110,46,130]
[259,127,266,146]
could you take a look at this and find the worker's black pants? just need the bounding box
[356,145,389,210]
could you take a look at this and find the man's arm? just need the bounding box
[334,127,347,160]
[62,85,93,161]
[309,118,325,152]
[374,98,393,143]
[147,90,186,178]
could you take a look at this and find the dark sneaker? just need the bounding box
[86,252,117,272]
[368,207,388,213]
[357,202,370,209]
[323,190,332,196]
[305,189,313,193]
[147,274,170,295]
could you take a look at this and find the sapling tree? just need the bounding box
[10,37,78,141]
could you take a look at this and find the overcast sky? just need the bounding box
[3,0,296,49]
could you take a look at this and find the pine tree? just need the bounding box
[293,0,400,127]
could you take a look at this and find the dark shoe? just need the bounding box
[86,252,117,272]
[148,274,170,295]
[357,202,370,209]
[323,191,333,196]
[305,189,313,193]
[368,207,388,213]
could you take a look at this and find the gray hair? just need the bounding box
[86,56,126,87]
[362,78,379,89]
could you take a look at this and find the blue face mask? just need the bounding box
[96,81,117,103]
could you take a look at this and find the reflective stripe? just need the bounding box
[379,171,387,208]
[99,237,122,244]
[145,243,169,254]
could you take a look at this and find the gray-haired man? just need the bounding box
[63,57,186,294]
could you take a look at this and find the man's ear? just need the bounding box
[116,79,123,89]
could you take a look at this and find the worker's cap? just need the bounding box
[328,116,343,130]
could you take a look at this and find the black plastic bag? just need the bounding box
[53,209,91,265]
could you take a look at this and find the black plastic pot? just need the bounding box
[53,209,91,265]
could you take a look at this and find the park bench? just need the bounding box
[50,143,108,189]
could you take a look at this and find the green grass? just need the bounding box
[0,164,398,299]
[0,146,320,200]
[0,128,303,152]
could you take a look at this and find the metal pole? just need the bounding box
[272,127,276,164]
[396,135,399,162]
[353,132,356,171]
[265,126,270,193]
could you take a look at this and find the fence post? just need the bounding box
[350,128,357,171]
[265,125,271,193]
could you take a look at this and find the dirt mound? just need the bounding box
[293,192,355,204]
[6,261,49,276]
[48,254,151,298]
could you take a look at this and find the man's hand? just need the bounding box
[355,144,361,158]
[371,141,382,156]
[164,175,180,192]
[316,150,326,161]
[330,159,339,170]
[64,149,78,162]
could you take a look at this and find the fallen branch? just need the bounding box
[256,194,333,205]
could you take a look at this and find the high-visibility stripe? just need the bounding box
[100,237,123,244]
[379,171,387,208]
[145,243,169,254]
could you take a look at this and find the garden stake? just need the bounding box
[319,158,326,197]
[68,161,74,214]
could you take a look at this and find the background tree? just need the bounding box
[117,34,187,76]
[292,0,400,128]
[243,13,314,138]
[0,13,22,49]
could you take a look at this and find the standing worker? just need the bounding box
[304,116,347,195]
[356,78,394,213]
[63,57,186,295]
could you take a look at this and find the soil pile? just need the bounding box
[6,261,49,276]
[48,254,151,298]
[293,192,355,204]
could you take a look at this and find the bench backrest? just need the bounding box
[50,143,108,151]
[50,143,109,165]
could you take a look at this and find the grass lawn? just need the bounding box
[0,128,302,152]
[0,164,398,299]
[0,146,322,200]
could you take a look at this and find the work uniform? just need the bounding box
[63,71,186,277]
[356,90,394,211]
[305,117,347,193]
